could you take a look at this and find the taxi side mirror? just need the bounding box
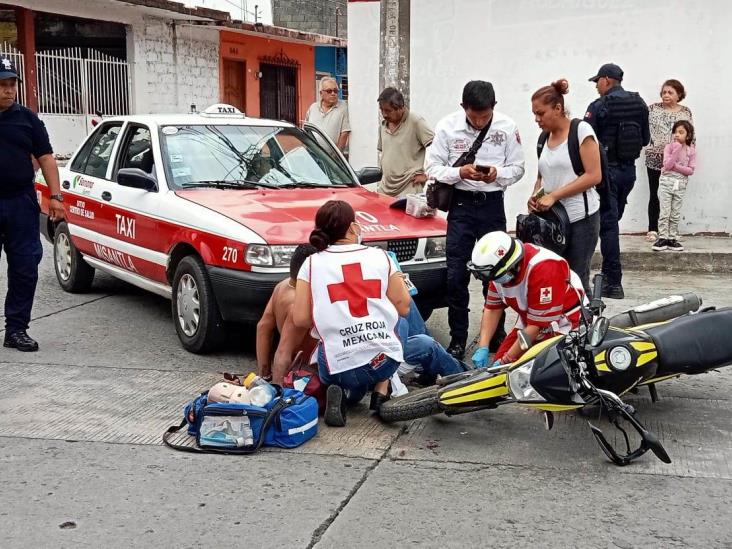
[117,168,158,191]
[356,167,382,185]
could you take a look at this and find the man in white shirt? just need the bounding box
[305,77,351,152]
[426,80,525,359]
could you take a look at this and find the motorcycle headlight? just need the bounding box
[507,361,545,402]
[607,346,633,371]
[425,236,447,259]
[245,244,297,267]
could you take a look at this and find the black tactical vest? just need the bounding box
[598,90,646,164]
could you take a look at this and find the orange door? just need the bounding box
[223,59,246,112]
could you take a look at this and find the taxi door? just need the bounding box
[95,122,167,285]
[62,121,124,261]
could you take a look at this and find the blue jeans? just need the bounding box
[599,164,636,286]
[0,190,43,333]
[405,300,430,337]
[564,211,600,294]
[404,334,463,384]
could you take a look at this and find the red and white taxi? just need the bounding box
[36,104,448,353]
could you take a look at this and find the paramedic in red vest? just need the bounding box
[467,231,585,367]
[293,200,464,426]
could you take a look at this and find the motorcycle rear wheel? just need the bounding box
[379,385,441,423]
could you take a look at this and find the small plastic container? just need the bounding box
[405,193,436,218]
[243,373,277,407]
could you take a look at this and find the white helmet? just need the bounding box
[467,231,524,283]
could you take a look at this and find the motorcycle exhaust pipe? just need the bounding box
[609,293,702,329]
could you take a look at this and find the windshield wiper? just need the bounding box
[278,181,350,188]
[181,179,278,190]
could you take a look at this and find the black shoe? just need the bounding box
[601,283,625,300]
[369,390,390,412]
[446,339,466,360]
[3,331,39,352]
[652,238,668,251]
[666,239,684,252]
[324,385,347,427]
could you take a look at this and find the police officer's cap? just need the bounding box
[0,57,22,82]
[589,63,623,83]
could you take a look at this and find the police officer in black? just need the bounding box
[1,57,65,352]
[584,63,649,300]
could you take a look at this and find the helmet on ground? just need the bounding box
[516,204,570,255]
[467,231,524,283]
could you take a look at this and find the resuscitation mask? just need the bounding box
[353,221,363,245]
[493,271,514,285]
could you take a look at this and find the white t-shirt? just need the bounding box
[297,244,403,374]
[538,121,600,223]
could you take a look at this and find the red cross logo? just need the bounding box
[542,288,551,298]
[496,248,506,257]
[327,263,382,318]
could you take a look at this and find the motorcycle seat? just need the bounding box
[645,307,732,375]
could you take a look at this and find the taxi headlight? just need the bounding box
[507,361,545,402]
[245,244,297,267]
[425,236,447,259]
[607,346,633,371]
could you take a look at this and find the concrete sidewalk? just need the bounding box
[593,234,732,273]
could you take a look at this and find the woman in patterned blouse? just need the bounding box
[645,79,693,241]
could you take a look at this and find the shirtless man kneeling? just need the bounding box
[256,244,318,384]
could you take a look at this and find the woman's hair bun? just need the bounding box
[309,228,330,251]
[551,79,569,95]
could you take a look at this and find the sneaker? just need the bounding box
[645,231,658,242]
[601,283,625,300]
[652,238,668,251]
[3,330,39,352]
[446,339,466,360]
[324,385,347,427]
[666,239,684,252]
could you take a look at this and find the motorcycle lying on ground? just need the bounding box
[380,275,732,465]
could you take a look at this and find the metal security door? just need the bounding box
[259,63,297,124]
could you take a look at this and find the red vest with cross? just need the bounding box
[485,243,585,332]
[299,244,403,374]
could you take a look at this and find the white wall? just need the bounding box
[349,0,732,235]
[347,1,381,173]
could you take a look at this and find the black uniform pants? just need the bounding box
[446,189,506,349]
[0,190,43,334]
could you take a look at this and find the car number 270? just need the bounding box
[222,246,239,263]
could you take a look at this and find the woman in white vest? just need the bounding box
[293,200,412,426]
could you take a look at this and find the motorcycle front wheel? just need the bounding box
[379,385,441,423]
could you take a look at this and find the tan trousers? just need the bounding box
[657,172,687,240]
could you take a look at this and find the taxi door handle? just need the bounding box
[102,191,112,201]
[62,180,70,189]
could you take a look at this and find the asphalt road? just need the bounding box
[1,241,731,548]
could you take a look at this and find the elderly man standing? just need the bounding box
[305,77,351,152]
[376,87,434,197]
[0,57,65,352]
[426,80,525,359]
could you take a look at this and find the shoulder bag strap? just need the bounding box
[568,118,590,218]
[454,118,492,167]
[162,397,292,455]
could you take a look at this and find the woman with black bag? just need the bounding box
[528,79,602,292]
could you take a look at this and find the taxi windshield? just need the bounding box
[160,124,355,189]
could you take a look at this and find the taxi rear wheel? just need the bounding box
[53,222,95,293]
[172,255,224,354]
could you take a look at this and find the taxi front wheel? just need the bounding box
[53,222,95,293]
[172,255,225,354]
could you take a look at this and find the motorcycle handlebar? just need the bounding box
[592,273,604,302]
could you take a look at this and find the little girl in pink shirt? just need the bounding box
[652,120,696,252]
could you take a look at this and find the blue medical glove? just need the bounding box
[491,359,503,369]
[471,346,490,368]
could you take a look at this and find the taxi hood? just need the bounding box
[175,187,447,244]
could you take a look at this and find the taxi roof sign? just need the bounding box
[201,103,245,117]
